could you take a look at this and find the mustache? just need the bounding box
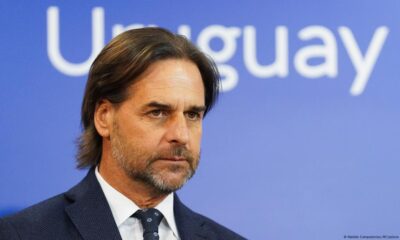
[150,146,196,163]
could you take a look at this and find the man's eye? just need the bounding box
[186,112,201,120]
[148,110,166,118]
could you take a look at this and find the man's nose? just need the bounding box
[165,114,190,145]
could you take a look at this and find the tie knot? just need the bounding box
[133,208,164,239]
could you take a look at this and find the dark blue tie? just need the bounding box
[133,208,164,240]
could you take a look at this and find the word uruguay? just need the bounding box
[47,6,389,95]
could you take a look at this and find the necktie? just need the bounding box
[133,208,164,240]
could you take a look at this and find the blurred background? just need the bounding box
[1,1,399,239]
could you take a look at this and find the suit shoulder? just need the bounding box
[186,207,246,240]
[1,193,70,234]
[0,217,21,240]
[197,213,246,240]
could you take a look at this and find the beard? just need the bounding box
[110,122,199,194]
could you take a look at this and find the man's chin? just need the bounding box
[124,161,196,193]
[151,170,192,191]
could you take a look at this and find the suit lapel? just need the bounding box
[64,169,122,240]
[63,170,215,240]
[174,194,216,240]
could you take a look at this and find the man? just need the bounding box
[0,28,245,240]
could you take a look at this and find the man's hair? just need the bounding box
[76,27,220,169]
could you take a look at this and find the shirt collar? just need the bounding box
[95,167,179,237]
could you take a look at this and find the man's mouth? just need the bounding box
[159,156,187,162]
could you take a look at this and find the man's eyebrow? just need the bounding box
[145,101,172,110]
[144,101,206,112]
[187,106,206,113]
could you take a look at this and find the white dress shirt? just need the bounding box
[95,167,180,240]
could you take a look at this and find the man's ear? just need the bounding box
[94,99,114,138]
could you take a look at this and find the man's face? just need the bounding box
[110,59,205,194]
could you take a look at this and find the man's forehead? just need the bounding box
[127,81,205,100]
[132,59,203,86]
[125,59,205,103]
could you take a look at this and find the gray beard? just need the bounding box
[125,162,194,195]
[110,129,199,194]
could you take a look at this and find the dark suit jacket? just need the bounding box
[0,169,245,240]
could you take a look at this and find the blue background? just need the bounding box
[1,1,399,239]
